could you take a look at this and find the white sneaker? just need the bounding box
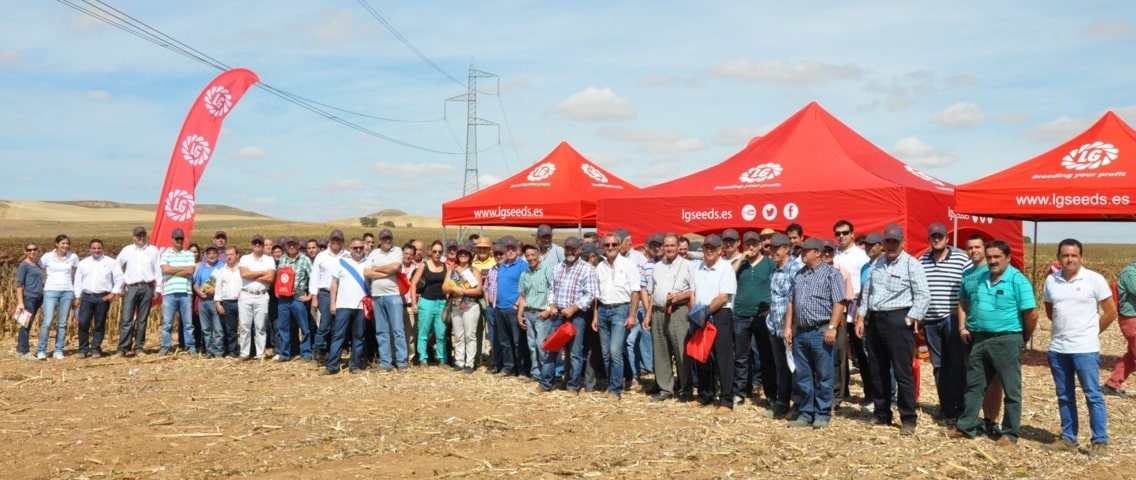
[20,352,38,361]
[53,351,65,360]
[861,402,875,413]
[36,352,46,360]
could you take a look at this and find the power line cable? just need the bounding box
[355,0,464,88]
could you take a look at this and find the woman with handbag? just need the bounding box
[410,240,449,366]
[444,241,483,373]
[15,242,45,360]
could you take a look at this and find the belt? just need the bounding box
[921,315,950,324]
[797,322,831,333]
[241,289,267,295]
[319,288,331,293]
[524,307,545,313]
[128,281,152,287]
[971,330,1020,338]
[599,302,628,309]
[83,291,110,296]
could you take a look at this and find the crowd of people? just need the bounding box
[11,222,1134,456]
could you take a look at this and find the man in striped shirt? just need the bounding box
[919,223,971,422]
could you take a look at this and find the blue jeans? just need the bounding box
[76,293,111,353]
[493,306,520,373]
[484,305,499,370]
[792,327,834,423]
[598,304,630,395]
[374,295,408,368]
[314,289,332,352]
[277,296,312,360]
[538,315,564,389]
[564,312,589,391]
[38,290,74,354]
[161,292,195,351]
[18,294,43,354]
[198,298,223,356]
[625,305,653,378]
[327,308,365,372]
[526,311,556,380]
[922,315,966,418]
[1048,351,1109,445]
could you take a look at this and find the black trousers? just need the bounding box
[697,308,736,408]
[867,308,917,424]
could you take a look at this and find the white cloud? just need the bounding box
[633,158,681,184]
[478,174,502,187]
[229,146,266,159]
[1081,21,1136,38]
[861,70,938,111]
[930,102,984,128]
[586,152,626,167]
[891,136,957,167]
[329,179,363,191]
[553,87,637,121]
[372,161,456,179]
[0,49,22,67]
[1021,116,1090,142]
[637,74,699,87]
[639,138,707,155]
[708,60,861,85]
[997,112,1030,124]
[86,90,112,101]
[310,10,357,44]
[596,126,680,143]
[947,75,978,88]
[712,125,772,146]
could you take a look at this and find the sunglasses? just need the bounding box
[26,248,38,252]
[834,230,852,236]
[431,249,443,254]
[603,242,620,247]
[351,247,364,252]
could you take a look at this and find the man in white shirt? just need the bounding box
[692,234,738,413]
[309,229,347,365]
[1042,238,1117,456]
[116,226,163,356]
[324,237,371,375]
[211,246,242,358]
[72,238,123,358]
[593,232,641,400]
[238,234,276,360]
[831,220,870,410]
[365,229,408,371]
[160,228,197,355]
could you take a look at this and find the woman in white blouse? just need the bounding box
[37,234,78,360]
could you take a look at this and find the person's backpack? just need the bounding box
[275,266,296,297]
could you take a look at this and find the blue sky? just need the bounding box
[2,1,1135,242]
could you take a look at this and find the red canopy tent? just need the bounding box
[597,102,1023,260]
[955,111,1136,221]
[442,141,639,227]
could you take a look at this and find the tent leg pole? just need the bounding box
[578,222,582,237]
[952,215,959,248]
[1030,221,1038,351]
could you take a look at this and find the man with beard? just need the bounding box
[545,237,596,393]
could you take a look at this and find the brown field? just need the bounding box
[2,219,1135,479]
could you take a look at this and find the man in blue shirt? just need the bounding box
[193,246,225,358]
[492,236,528,377]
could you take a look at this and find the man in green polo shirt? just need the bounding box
[950,240,1038,446]
[732,230,775,406]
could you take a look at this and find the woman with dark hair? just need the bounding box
[38,234,78,360]
[410,240,449,366]
[445,242,483,373]
[15,242,44,360]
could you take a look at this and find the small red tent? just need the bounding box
[442,141,638,227]
[955,111,1136,220]
[597,102,1023,258]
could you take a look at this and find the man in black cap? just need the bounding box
[159,228,198,355]
[276,236,314,361]
[766,233,803,418]
[919,222,971,422]
[213,230,229,263]
[365,228,409,371]
[691,234,737,412]
[535,224,565,265]
[116,226,162,356]
[309,229,347,365]
[238,234,276,359]
[721,228,743,266]
[492,235,528,376]
[731,230,775,406]
[852,231,885,413]
[855,223,931,435]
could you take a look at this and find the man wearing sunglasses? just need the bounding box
[594,232,640,400]
[237,234,276,359]
[324,238,370,375]
[309,229,347,366]
[492,236,528,376]
[831,220,870,410]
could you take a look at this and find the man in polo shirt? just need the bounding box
[159,228,197,355]
[1105,256,1136,398]
[72,239,123,358]
[193,246,224,358]
[117,226,163,356]
[276,236,313,362]
[960,234,1007,434]
[363,229,407,371]
[309,229,347,365]
[546,237,596,394]
[645,233,695,402]
[594,232,640,400]
[919,223,972,422]
[731,230,774,406]
[535,224,565,265]
[324,237,371,375]
[832,220,869,410]
[492,236,528,376]
[766,234,803,418]
[1041,238,1115,455]
[691,234,737,412]
[855,223,930,435]
[238,234,275,360]
[518,244,554,387]
[784,238,847,428]
[951,240,1038,445]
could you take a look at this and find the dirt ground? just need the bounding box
[1,325,1134,480]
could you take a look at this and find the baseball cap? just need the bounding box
[285,236,299,246]
[822,239,837,252]
[742,230,760,243]
[214,230,227,239]
[379,228,394,239]
[457,241,473,253]
[204,245,218,253]
[865,232,883,245]
[251,234,265,244]
[883,223,904,241]
[132,226,147,236]
[445,239,460,249]
[492,241,505,254]
[499,236,518,249]
[703,234,723,248]
[614,228,630,241]
[581,242,599,257]
[647,233,664,246]
[316,239,328,248]
[770,233,791,247]
[564,237,582,249]
[171,228,185,240]
[328,229,345,241]
[800,238,825,251]
[759,228,777,237]
[721,228,740,241]
[928,223,948,237]
[275,236,287,247]
[690,241,704,251]
[536,224,553,237]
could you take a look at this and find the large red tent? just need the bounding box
[442,141,638,227]
[597,102,1023,259]
[955,111,1136,221]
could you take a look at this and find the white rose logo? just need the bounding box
[905,165,947,187]
[1062,142,1118,171]
[581,163,608,183]
[739,163,783,183]
[181,134,212,166]
[203,85,233,118]
[527,162,556,182]
[280,272,291,284]
[164,189,196,222]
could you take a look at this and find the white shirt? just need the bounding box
[39,250,79,292]
[834,245,870,295]
[117,243,163,293]
[309,248,348,295]
[596,254,640,304]
[624,249,648,268]
[334,256,371,309]
[693,259,737,310]
[211,265,242,301]
[73,254,123,296]
[367,246,403,297]
[1043,267,1112,354]
[238,253,276,292]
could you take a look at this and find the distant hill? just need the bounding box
[367,208,407,217]
[43,200,269,217]
[0,200,273,222]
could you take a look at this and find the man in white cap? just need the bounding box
[116,226,162,356]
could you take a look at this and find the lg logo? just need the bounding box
[755,202,799,221]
